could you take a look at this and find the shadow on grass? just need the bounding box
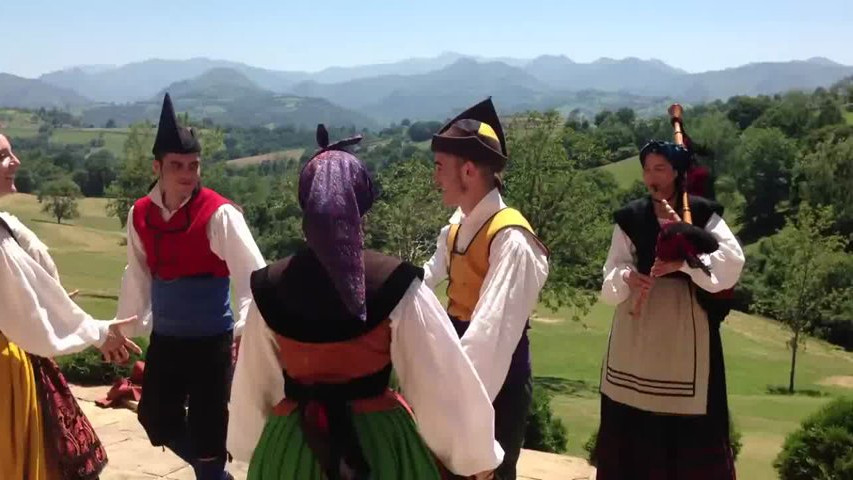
[534,376,598,398]
[765,385,829,397]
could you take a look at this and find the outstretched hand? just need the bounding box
[99,316,142,365]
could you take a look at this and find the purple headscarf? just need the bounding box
[298,125,377,321]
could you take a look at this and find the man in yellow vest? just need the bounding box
[424,97,549,480]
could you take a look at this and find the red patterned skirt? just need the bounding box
[29,355,108,480]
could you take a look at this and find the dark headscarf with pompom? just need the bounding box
[298,125,376,321]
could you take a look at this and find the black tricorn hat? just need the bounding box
[431,97,507,171]
[152,93,201,159]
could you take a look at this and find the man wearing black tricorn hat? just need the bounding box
[113,93,266,480]
[423,97,550,479]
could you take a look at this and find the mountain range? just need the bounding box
[2,53,851,128]
[0,73,90,109]
[79,68,378,130]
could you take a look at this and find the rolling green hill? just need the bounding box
[0,110,130,157]
[597,155,641,188]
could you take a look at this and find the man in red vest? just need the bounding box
[114,93,266,480]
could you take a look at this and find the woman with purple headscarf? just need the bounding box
[227,126,503,480]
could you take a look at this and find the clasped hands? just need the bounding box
[628,198,685,317]
[99,316,142,364]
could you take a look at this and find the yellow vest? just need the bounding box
[446,208,543,321]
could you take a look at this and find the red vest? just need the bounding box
[132,187,232,280]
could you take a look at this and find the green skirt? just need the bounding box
[248,406,442,479]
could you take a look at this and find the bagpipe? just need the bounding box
[657,104,717,271]
[631,104,734,320]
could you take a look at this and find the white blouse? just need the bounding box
[600,213,746,305]
[422,188,549,401]
[227,279,505,477]
[0,212,109,357]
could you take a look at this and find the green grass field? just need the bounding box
[50,128,130,157]
[0,194,125,310]
[1,193,850,479]
[844,110,853,125]
[0,111,129,157]
[226,148,305,167]
[529,302,852,479]
[597,155,641,188]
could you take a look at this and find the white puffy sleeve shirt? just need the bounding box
[601,213,746,305]
[0,212,110,357]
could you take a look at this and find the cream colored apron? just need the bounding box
[600,275,710,414]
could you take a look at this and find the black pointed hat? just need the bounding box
[431,97,507,171]
[152,93,201,159]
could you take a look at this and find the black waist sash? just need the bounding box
[283,363,392,480]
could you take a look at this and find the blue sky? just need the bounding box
[3,0,851,78]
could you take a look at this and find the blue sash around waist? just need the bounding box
[151,276,233,337]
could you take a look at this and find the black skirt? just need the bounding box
[592,321,736,480]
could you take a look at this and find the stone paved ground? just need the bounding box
[73,386,595,480]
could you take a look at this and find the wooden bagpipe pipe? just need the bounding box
[631,104,735,320]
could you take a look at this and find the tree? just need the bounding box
[200,126,226,162]
[524,387,568,453]
[731,127,797,242]
[38,177,81,224]
[364,153,448,264]
[565,109,590,132]
[241,168,303,261]
[89,133,106,148]
[752,204,850,392]
[688,111,741,176]
[726,95,773,130]
[594,120,635,157]
[504,111,615,315]
[713,174,745,225]
[810,97,844,130]
[614,107,636,126]
[74,150,118,197]
[796,137,853,240]
[753,92,812,138]
[51,147,85,172]
[107,122,155,227]
[774,397,853,480]
[632,117,669,150]
[594,110,613,127]
[104,119,117,129]
[562,128,609,168]
[407,121,442,142]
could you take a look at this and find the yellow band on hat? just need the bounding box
[477,122,499,141]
